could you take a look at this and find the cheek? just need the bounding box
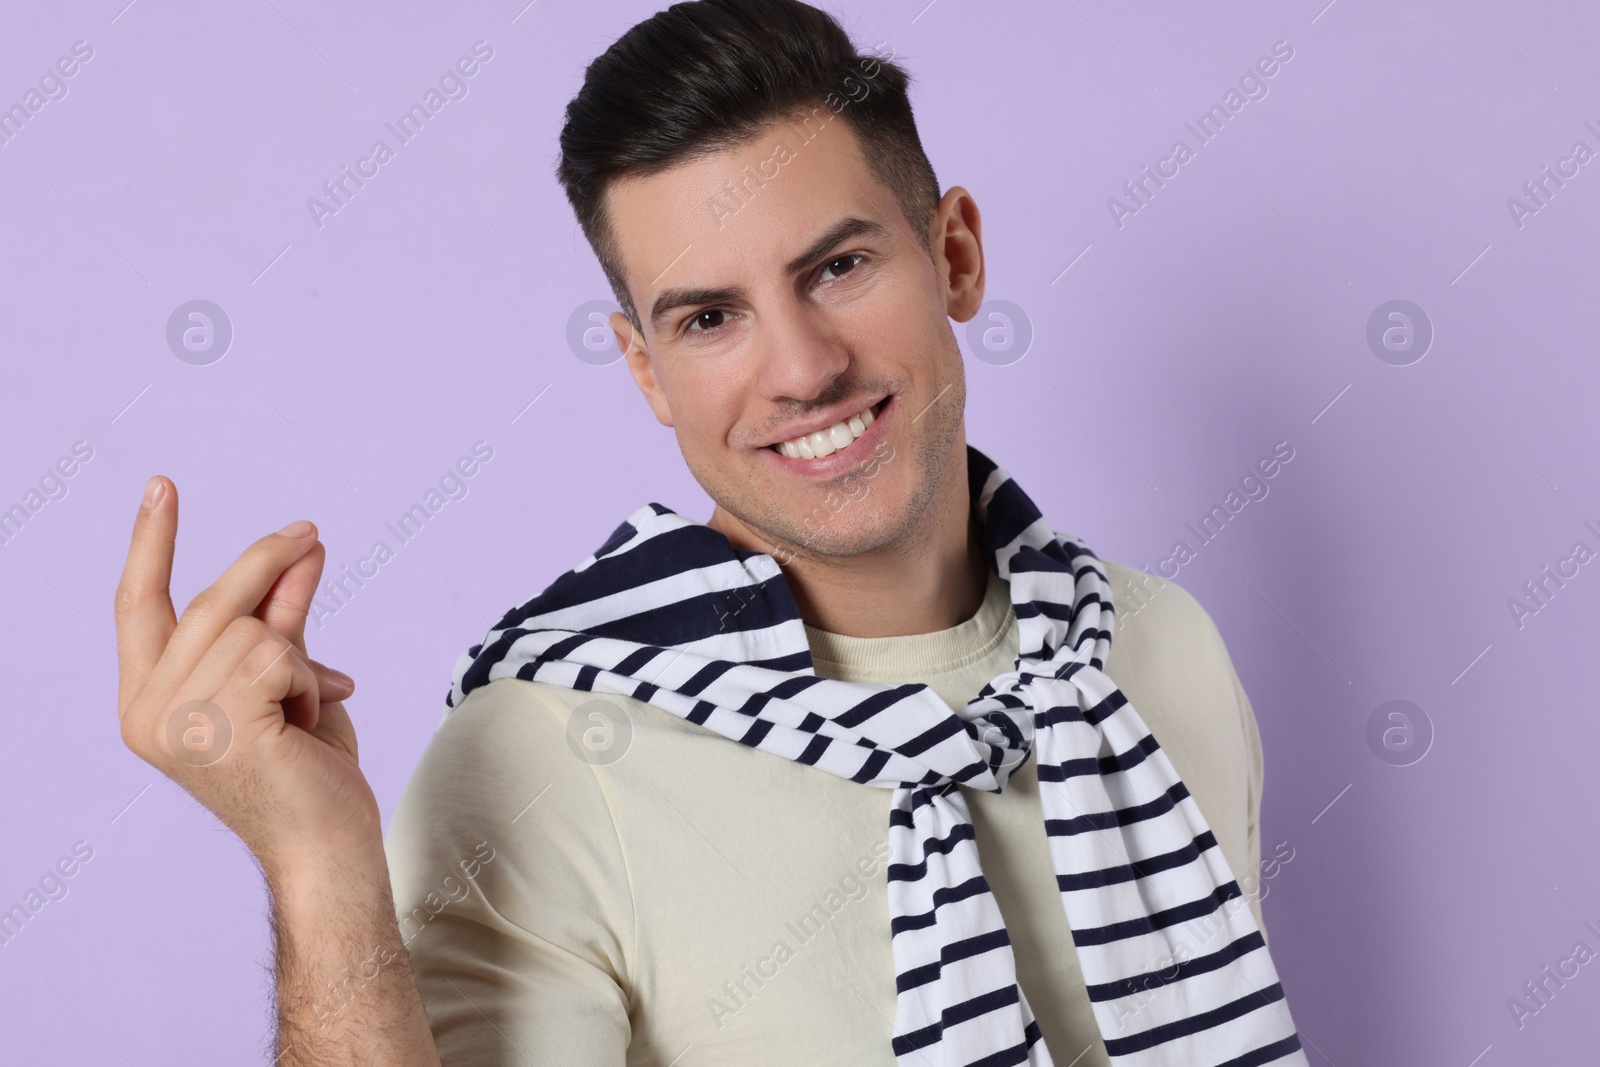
[661,359,753,447]
[866,272,954,368]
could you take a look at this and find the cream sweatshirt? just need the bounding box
[385,559,1268,1066]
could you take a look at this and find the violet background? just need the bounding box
[2,0,1596,1062]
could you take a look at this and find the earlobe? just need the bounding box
[933,187,985,323]
[612,311,675,428]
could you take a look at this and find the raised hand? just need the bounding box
[114,475,382,878]
[113,475,440,1065]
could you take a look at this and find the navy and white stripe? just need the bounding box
[446,444,1307,1066]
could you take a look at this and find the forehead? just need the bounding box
[603,114,896,301]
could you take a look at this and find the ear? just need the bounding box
[929,186,985,323]
[613,311,674,427]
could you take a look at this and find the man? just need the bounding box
[114,1,1306,1064]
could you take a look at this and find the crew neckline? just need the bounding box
[803,567,1014,680]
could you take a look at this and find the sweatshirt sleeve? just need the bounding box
[1101,561,1267,941]
[384,678,636,1065]
[1228,657,1269,944]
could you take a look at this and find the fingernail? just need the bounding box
[141,476,165,509]
[277,519,314,538]
[325,667,354,687]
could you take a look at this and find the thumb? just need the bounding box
[307,698,361,766]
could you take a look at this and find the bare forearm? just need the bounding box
[268,855,441,1067]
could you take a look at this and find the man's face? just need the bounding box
[604,110,984,562]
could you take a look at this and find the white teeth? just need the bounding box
[772,402,879,460]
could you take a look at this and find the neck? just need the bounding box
[709,445,989,639]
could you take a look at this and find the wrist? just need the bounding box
[262,838,438,1066]
[262,839,393,915]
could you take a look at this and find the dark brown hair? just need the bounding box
[556,0,941,328]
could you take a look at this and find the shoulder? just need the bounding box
[1099,557,1233,681]
[1094,555,1242,725]
[385,678,640,968]
[388,677,642,837]
[1092,557,1259,868]
[385,678,637,910]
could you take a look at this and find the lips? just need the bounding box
[761,396,894,480]
[770,400,881,459]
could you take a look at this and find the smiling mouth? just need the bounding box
[769,399,886,460]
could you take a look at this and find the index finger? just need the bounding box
[255,538,328,658]
[127,493,322,716]
[114,475,178,716]
[149,517,323,698]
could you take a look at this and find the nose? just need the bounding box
[755,300,850,404]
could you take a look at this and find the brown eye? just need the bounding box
[819,254,862,282]
[688,309,728,332]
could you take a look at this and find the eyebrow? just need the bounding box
[648,216,894,329]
